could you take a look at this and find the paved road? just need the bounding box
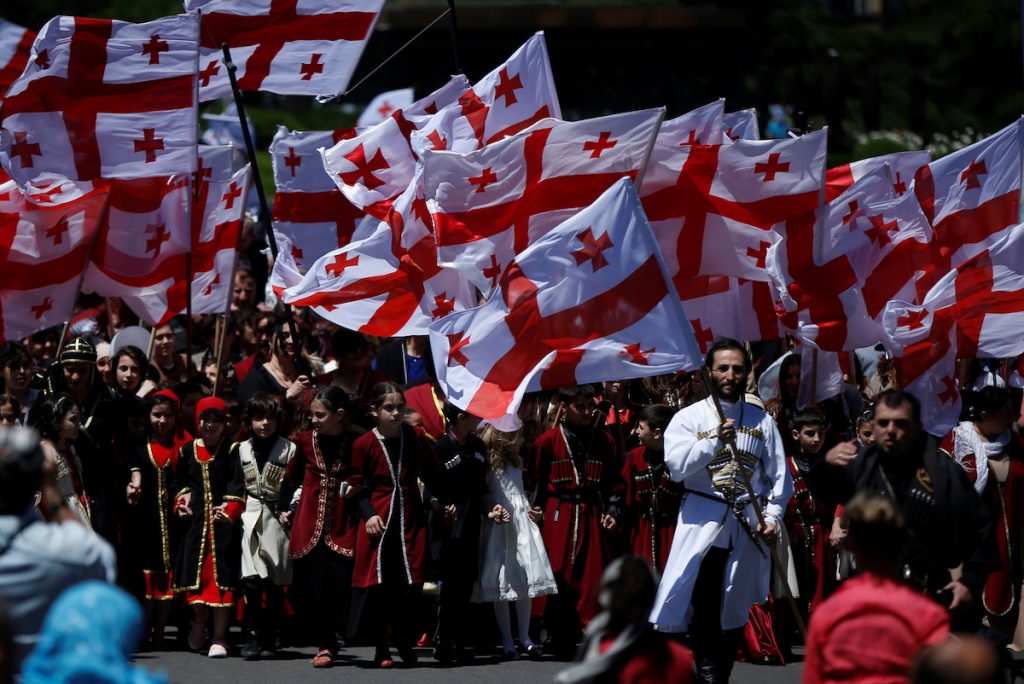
[135,644,805,683]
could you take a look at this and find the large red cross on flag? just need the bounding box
[322,74,471,221]
[722,108,760,142]
[185,0,384,101]
[429,178,702,420]
[425,108,665,294]
[0,19,35,97]
[270,126,366,271]
[0,174,109,341]
[1,15,198,187]
[409,32,561,158]
[883,223,1024,436]
[824,150,931,203]
[913,117,1023,298]
[639,129,827,288]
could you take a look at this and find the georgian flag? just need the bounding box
[1,14,198,186]
[825,149,930,202]
[723,108,760,141]
[883,223,1024,436]
[657,99,724,147]
[425,108,665,294]
[0,19,35,96]
[429,178,701,420]
[186,0,385,101]
[270,126,366,271]
[0,174,109,341]
[410,32,561,157]
[358,88,415,127]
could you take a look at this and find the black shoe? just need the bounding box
[455,647,476,664]
[259,646,277,659]
[433,644,456,664]
[240,637,260,661]
[518,643,543,660]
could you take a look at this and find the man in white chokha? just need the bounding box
[650,338,792,684]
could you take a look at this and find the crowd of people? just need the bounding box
[0,277,1020,682]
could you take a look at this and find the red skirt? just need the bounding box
[185,532,236,607]
[144,570,175,601]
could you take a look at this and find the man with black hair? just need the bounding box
[813,388,997,631]
[650,338,791,684]
[0,426,115,674]
[531,383,624,656]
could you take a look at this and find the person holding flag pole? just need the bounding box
[650,338,793,684]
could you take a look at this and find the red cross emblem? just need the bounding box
[482,255,501,290]
[583,131,618,159]
[193,156,212,189]
[690,319,715,352]
[133,128,165,163]
[621,342,655,365]
[46,216,70,245]
[325,253,359,277]
[684,129,700,146]
[145,222,170,257]
[431,293,455,318]
[447,331,471,366]
[290,245,304,262]
[283,147,301,177]
[221,182,242,210]
[842,200,863,226]
[142,35,169,65]
[203,273,221,296]
[468,167,498,193]
[897,308,928,331]
[754,152,790,182]
[300,53,324,81]
[746,240,770,269]
[938,376,958,405]
[426,130,448,151]
[377,100,394,118]
[199,59,220,87]
[960,159,987,190]
[31,297,53,320]
[864,214,899,248]
[571,227,614,271]
[494,67,523,107]
[10,131,41,168]
[340,143,389,190]
[893,172,907,196]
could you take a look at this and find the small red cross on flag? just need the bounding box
[199,59,220,87]
[571,227,614,271]
[10,131,41,168]
[142,34,169,64]
[325,252,359,277]
[340,144,389,191]
[583,131,617,158]
[46,216,70,245]
[468,167,498,193]
[494,67,523,107]
[145,221,171,256]
[221,182,242,209]
[754,152,790,182]
[133,128,166,163]
[300,53,324,81]
[284,147,301,177]
[30,297,53,320]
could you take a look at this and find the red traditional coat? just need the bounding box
[784,455,834,611]
[285,430,357,559]
[530,423,623,622]
[621,446,682,574]
[348,424,439,588]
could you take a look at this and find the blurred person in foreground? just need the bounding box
[0,426,116,674]
[555,556,695,684]
[802,493,950,684]
[910,636,1000,684]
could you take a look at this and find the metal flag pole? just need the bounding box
[446,0,463,74]
[700,368,808,640]
[220,43,306,374]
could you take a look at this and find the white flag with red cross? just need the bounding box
[723,108,760,142]
[825,149,930,203]
[640,129,827,286]
[281,212,476,337]
[429,178,701,420]
[883,223,1024,436]
[321,74,471,221]
[657,99,724,147]
[425,108,665,294]
[409,32,561,157]
[913,117,1023,297]
[1,14,198,186]
[185,0,385,101]
[270,126,367,272]
[0,174,109,341]
[358,88,415,127]
[0,18,35,97]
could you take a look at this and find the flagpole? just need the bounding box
[59,197,111,350]
[213,211,246,398]
[446,0,463,74]
[220,43,307,374]
[634,107,666,188]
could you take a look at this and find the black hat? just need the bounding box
[59,338,97,365]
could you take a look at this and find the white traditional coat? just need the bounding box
[650,397,792,632]
[239,436,296,584]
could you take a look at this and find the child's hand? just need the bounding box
[366,515,385,537]
[212,503,230,524]
[126,482,141,505]
[488,505,509,524]
[175,493,192,518]
[278,510,292,527]
[443,504,457,524]
[600,514,617,532]
[527,506,543,523]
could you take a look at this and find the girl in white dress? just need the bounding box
[472,421,557,658]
